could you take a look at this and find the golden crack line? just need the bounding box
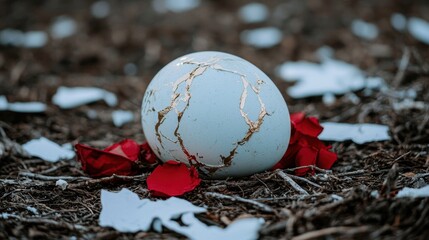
[174,66,208,163]
[155,65,207,147]
[219,72,267,167]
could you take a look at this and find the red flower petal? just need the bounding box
[75,139,140,178]
[141,142,158,164]
[147,160,201,197]
[105,139,140,161]
[273,112,338,175]
[294,147,318,176]
[290,112,305,123]
[293,115,323,137]
[272,143,300,170]
[317,147,338,170]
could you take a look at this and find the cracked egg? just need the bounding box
[141,51,290,178]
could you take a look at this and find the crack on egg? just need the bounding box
[154,56,268,172]
[155,61,210,163]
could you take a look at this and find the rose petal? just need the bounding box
[105,139,140,161]
[272,143,300,170]
[147,160,201,197]
[316,147,338,170]
[75,139,140,178]
[294,147,318,176]
[273,112,338,175]
[290,112,305,123]
[294,116,323,137]
[141,142,158,164]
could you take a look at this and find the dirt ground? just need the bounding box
[1,0,429,239]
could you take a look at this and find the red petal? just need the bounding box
[317,147,338,170]
[294,116,323,137]
[104,139,140,161]
[272,143,300,170]
[147,160,201,197]
[290,112,305,124]
[141,142,158,164]
[294,146,318,176]
[75,140,140,178]
[273,112,338,175]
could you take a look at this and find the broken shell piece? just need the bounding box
[141,51,290,178]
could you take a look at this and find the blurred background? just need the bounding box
[0,0,428,144]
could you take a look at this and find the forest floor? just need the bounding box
[1,0,429,239]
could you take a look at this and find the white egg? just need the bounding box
[141,51,290,178]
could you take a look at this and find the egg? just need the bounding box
[141,51,290,178]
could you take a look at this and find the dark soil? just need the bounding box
[1,0,429,239]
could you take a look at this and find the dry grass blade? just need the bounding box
[205,192,274,213]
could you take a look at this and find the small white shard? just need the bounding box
[0,29,47,48]
[391,13,407,31]
[152,0,200,13]
[7,102,47,113]
[99,189,263,240]
[23,31,48,48]
[408,17,429,45]
[165,213,264,240]
[322,93,336,106]
[319,122,391,144]
[351,19,379,40]
[123,63,138,76]
[1,213,17,219]
[238,3,269,24]
[0,96,46,113]
[112,110,134,127]
[240,27,282,48]
[0,96,8,110]
[56,179,68,190]
[0,29,24,46]
[91,1,110,18]
[22,137,75,162]
[330,194,344,202]
[396,185,429,198]
[316,46,335,61]
[86,109,98,119]
[99,188,206,233]
[392,99,425,111]
[52,86,117,109]
[344,92,360,104]
[371,190,380,198]
[26,206,39,215]
[51,16,77,39]
[277,59,369,98]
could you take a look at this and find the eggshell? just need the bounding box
[141,51,290,178]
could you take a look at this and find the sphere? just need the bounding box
[141,51,290,178]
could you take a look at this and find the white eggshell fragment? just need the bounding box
[141,51,290,178]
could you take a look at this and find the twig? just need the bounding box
[393,151,411,163]
[411,173,429,184]
[287,174,323,189]
[1,214,87,231]
[19,172,90,181]
[205,192,274,213]
[292,226,372,240]
[380,163,399,197]
[393,47,410,87]
[68,174,149,188]
[276,170,309,196]
[252,193,325,201]
[336,169,365,177]
[283,165,332,174]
